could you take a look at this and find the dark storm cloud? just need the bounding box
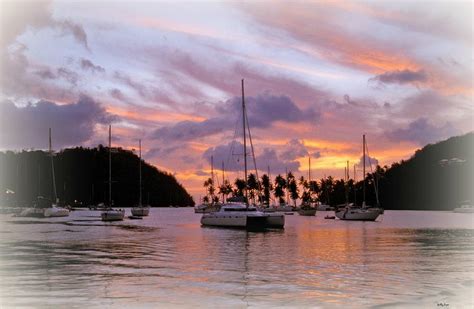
[369,69,428,86]
[80,58,105,73]
[0,95,116,149]
[151,93,319,142]
[385,117,460,145]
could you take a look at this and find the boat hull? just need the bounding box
[101,209,125,221]
[298,209,317,216]
[17,208,46,218]
[453,208,474,213]
[265,213,285,228]
[44,206,70,217]
[335,208,380,221]
[131,207,150,216]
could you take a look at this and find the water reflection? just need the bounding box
[0,209,473,308]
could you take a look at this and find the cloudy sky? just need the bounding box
[0,0,472,200]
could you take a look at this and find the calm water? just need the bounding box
[0,209,473,308]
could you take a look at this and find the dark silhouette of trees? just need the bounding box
[274,174,286,204]
[0,146,194,207]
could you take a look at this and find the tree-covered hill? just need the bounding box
[0,146,194,207]
[375,132,473,210]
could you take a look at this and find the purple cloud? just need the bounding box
[280,139,309,161]
[152,93,319,142]
[0,95,116,149]
[203,141,302,174]
[80,58,105,73]
[369,69,428,86]
[385,117,460,145]
[56,20,89,51]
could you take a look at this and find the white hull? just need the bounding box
[298,208,317,216]
[17,208,46,218]
[453,207,474,213]
[131,206,150,216]
[44,206,70,217]
[335,207,380,221]
[101,209,125,221]
[201,203,283,229]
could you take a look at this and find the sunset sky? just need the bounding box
[0,0,472,201]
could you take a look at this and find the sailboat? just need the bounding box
[335,135,381,221]
[101,125,125,221]
[131,139,150,217]
[201,80,284,229]
[298,156,317,216]
[19,129,70,218]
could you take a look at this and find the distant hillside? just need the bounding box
[376,133,473,210]
[0,146,195,207]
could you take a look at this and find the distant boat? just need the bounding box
[454,202,474,213]
[131,139,150,217]
[335,135,381,221]
[17,129,70,218]
[201,201,284,229]
[316,203,334,211]
[201,79,284,229]
[101,125,125,222]
[297,203,317,216]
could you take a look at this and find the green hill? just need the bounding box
[375,132,473,210]
[0,146,195,207]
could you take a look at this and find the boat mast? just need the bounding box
[211,155,214,202]
[308,156,311,181]
[109,125,112,207]
[362,134,366,207]
[241,79,248,205]
[49,128,58,204]
[353,164,356,205]
[222,161,225,203]
[139,139,142,206]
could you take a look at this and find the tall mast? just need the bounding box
[139,139,142,206]
[211,155,214,202]
[222,161,225,203]
[308,156,311,181]
[49,128,58,203]
[241,79,248,205]
[353,164,357,205]
[363,134,366,206]
[109,125,112,207]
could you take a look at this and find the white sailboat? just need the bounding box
[335,135,381,221]
[101,125,125,222]
[19,129,70,218]
[201,79,284,229]
[131,139,150,217]
[298,156,317,216]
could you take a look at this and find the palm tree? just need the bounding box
[261,174,271,205]
[308,180,319,202]
[247,173,259,205]
[218,179,233,203]
[203,177,215,204]
[299,176,310,204]
[288,177,299,207]
[234,178,246,197]
[274,174,286,204]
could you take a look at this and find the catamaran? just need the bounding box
[101,125,125,222]
[201,80,284,229]
[131,139,150,217]
[335,135,381,221]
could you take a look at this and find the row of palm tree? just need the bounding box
[201,171,379,207]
